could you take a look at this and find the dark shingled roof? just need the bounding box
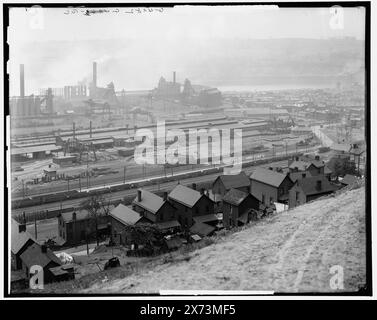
[295,176,339,196]
[155,220,181,230]
[289,161,309,171]
[20,243,61,269]
[110,204,143,225]
[132,189,165,214]
[193,214,219,224]
[190,222,216,237]
[289,171,312,183]
[222,188,249,206]
[250,168,290,188]
[168,184,203,208]
[214,172,250,190]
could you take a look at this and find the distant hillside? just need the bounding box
[11,38,364,94]
[83,184,366,294]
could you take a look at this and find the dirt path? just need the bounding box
[84,187,366,294]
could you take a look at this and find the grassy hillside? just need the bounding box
[81,184,366,294]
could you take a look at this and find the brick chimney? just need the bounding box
[315,155,320,161]
[192,183,197,190]
[41,244,47,253]
[137,190,142,202]
[72,211,76,221]
[200,188,205,195]
[163,192,168,201]
[18,224,26,233]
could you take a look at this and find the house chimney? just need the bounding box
[247,185,251,193]
[137,190,142,202]
[93,62,97,88]
[163,192,168,201]
[315,155,320,161]
[200,188,205,195]
[316,180,322,190]
[72,211,76,221]
[18,224,26,233]
[192,183,197,190]
[20,64,25,98]
[41,244,47,253]
[295,156,299,161]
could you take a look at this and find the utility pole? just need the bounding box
[34,213,37,239]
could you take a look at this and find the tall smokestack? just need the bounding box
[93,62,97,88]
[173,71,176,84]
[20,64,25,97]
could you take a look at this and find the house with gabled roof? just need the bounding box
[288,176,339,208]
[109,204,150,245]
[19,243,62,283]
[212,172,250,201]
[58,208,110,247]
[168,184,214,228]
[289,155,326,176]
[11,219,36,270]
[250,168,293,205]
[222,188,260,229]
[288,171,312,183]
[132,189,176,224]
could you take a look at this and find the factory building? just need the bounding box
[10,64,43,117]
[154,72,181,99]
[88,62,119,107]
[64,85,87,100]
[197,88,222,108]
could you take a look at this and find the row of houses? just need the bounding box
[56,154,356,249]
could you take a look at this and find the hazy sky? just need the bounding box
[8,5,365,95]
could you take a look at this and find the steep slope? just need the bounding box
[85,186,366,293]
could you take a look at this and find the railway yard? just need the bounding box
[9,62,365,255]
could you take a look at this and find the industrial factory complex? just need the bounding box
[8,59,366,291]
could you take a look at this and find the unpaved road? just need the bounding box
[84,186,366,294]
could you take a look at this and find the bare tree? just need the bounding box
[80,193,112,246]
